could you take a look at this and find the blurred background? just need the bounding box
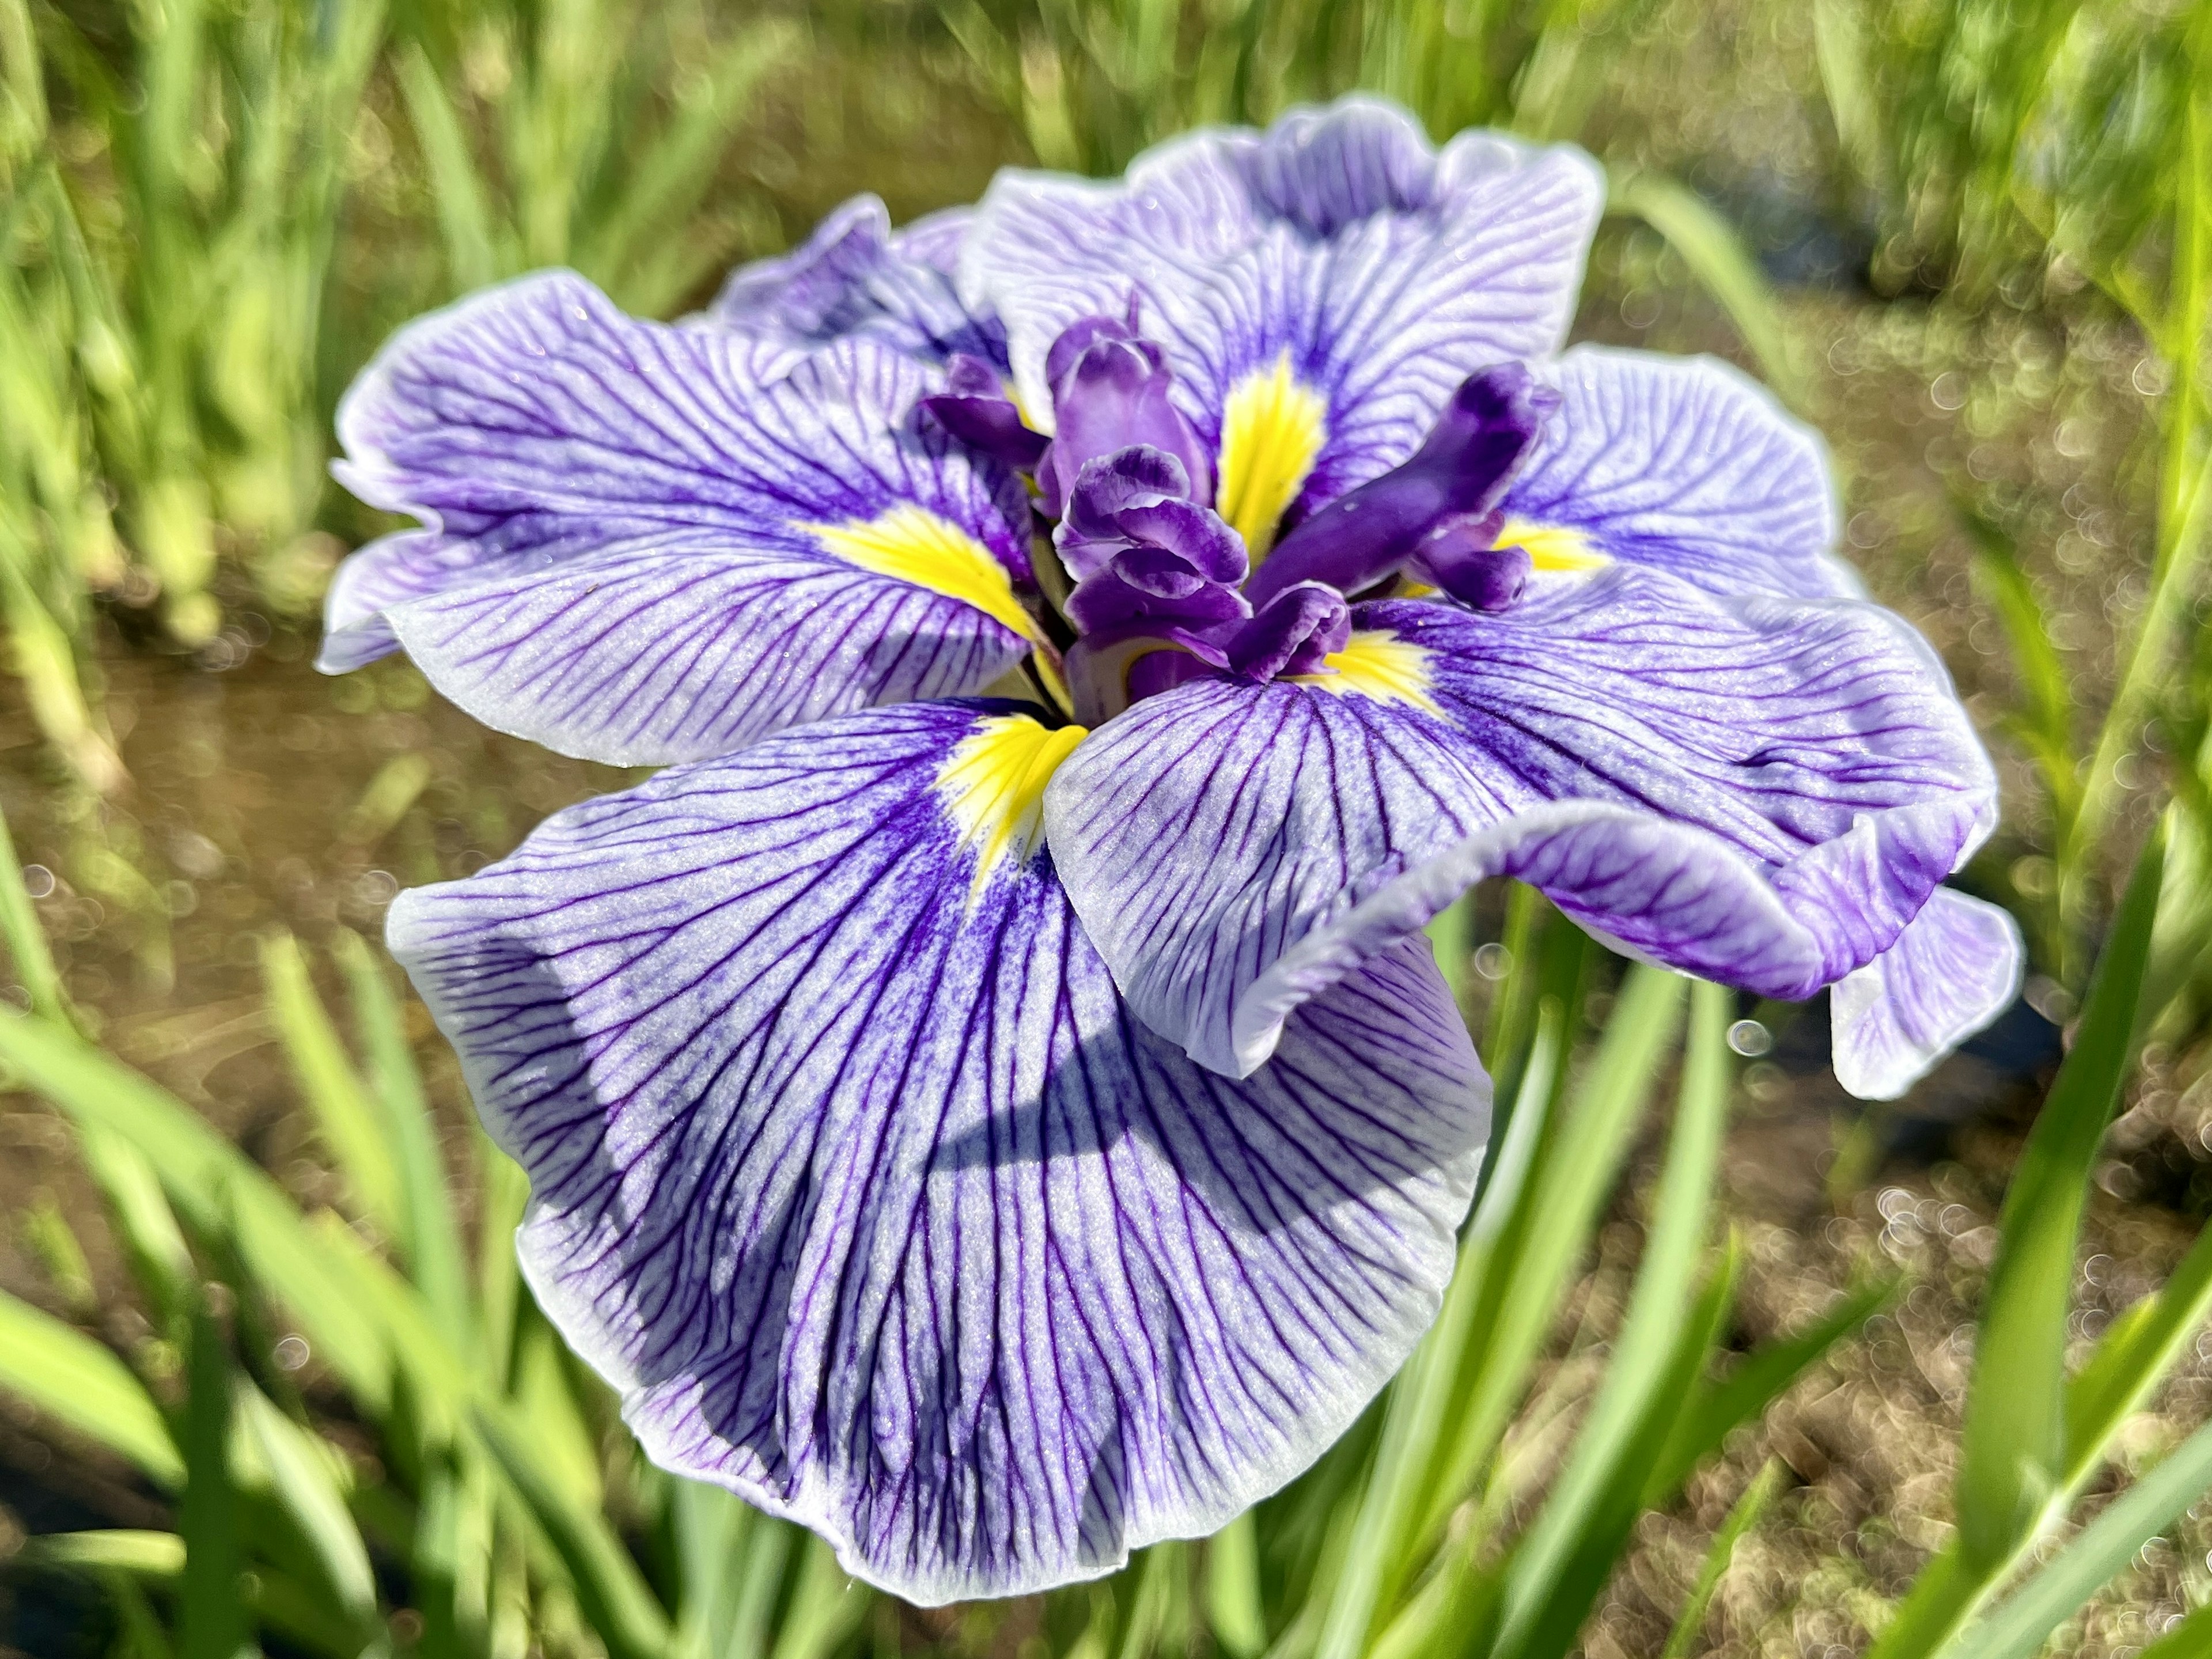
[1,0,2209,1655]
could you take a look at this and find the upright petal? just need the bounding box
[706,195,1006,367]
[1044,569,1998,1085]
[325,271,1044,763]
[962,98,1603,554]
[1499,348,1860,600]
[389,702,1486,1603]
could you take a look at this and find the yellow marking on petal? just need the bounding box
[1288,629,1440,714]
[938,713,1090,880]
[808,503,1041,645]
[1493,515,1608,572]
[1217,353,1328,561]
[808,502,1071,714]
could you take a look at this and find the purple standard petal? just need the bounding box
[1044,567,1998,1085]
[706,194,1007,368]
[1039,315,1216,515]
[1499,347,1861,600]
[1240,363,1554,608]
[963,97,1603,554]
[1831,889,2024,1100]
[389,701,1486,1604]
[325,271,1047,763]
[919,352,1050,469]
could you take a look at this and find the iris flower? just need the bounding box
[323,99,2020,1604]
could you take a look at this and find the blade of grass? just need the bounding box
[395,43,501,294]
[332,927,471,1346]
[1203,1512,1264,1659]
[0,1289,183,1486]
[0,806,66,1021]
[1495,1235,1744,1659]
[1493,978,1731,1654]
[262,930,404,1240]
[1956,820,2164,1563]
[2139,1599,2212,1659]
[472,1404,675,1659]
[1645,1274,1895,1502]
[1417,964,1687,1548]
[179,1301,247,1659]
[1657,1459,1787,1659]
[1313,992,1573,1659]
[0,1009,394,1408]
[1609,170,1805,410]
[1944,1413,2212,1659]
[1872,819,2167,1659]
[237,1382,377,1632]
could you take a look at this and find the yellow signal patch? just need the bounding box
[1289,630,1440,714]
[808,503,1043,645]
[1492,515,1607,571]
[937,714,1090,877]
[1216,353,1328,561]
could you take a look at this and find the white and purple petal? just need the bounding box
[1830,888,2024,1100]
[1044,568,1999,1089]
[705,194,1007,368]
[961,97,1604,548]
[389,701,1487,1603]
[324,271,1043,763]
[1502,347,1860,601]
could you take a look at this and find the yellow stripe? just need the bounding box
[1216,353,1328,560]
[937,714,1089,880]
[808,503,1043,644]
[1493,515,1607,571]
[1287,629,1440,713]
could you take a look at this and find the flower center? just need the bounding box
[919,312,1564,721]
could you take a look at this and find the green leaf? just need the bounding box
[0,805,66,1022]
[1202,1512,1264,1659]
[1646,1273,1894,1504]
[395,43,500,293]
[1497,1235,1744,1659]
[1956,820,2164,1567]
[1420,963,1685,1545]
[0,1009,395,1408]
[2065,1216,2212,1482]
[0,1289,182,1486]
[331,927,471,1348]
[671,1478,758,1659]
[1962,505,2080,838]
[1608,170,1805,409]
[2139,1599,2212,1659]
[1493,978,1732,1655]
[1945,1414,2212,1659]
[1658,1459,1787,1659]
[236,1382,378,1631]
[764,1534,869,1659]
[262,931,404,1240]
[179,1301,247,1659]
[472,1404,675,1659]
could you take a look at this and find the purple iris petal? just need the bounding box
[1831,888,2024,1099]
[1039,315,1216,516]
[1408,517,1531,611]
[1244,363,1556,609]
[707,194,1006,368]
[919,351,1050,468]
[389,701,1487,1604]
[323,272,1037,763]
[1226,582,1353,681]
[965,97,1604,522]
[1502,347,1862,601]
[1044,566,2001,1082]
